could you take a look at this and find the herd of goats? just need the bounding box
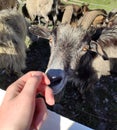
[0,0,117,101]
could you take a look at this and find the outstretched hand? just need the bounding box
[0,71,55,130]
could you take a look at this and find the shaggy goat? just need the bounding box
[0,0,18,10]
[25,0,58,27]
[57,3,89,25]
[105,9,117,27]
[29,13,117,101]
[0,9,27,76]
[58,3,106,27]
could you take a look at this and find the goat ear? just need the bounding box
[90,41,109,60]
[28,25,51,40]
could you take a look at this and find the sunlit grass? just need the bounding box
[66,0,117,12]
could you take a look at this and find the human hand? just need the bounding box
[0,71,55,130]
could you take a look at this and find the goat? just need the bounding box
[61,5,73,24]
[0,0,19,10]
[25,0,58,27]
[105,9,117,27]
[0,9,27,76]
[78,9,107,28]
[58,3,106,28]
[29,10,117,101]
[57,3,89,26]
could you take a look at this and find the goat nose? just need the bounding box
[46,69,67,95]
[49,75,62,88]
[46,69,65,89]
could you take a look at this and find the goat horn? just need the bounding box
[79,10,106,30]
[61,5,73,24]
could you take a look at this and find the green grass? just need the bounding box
[65,0,117,12]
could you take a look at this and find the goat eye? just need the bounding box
[49,36,53,46]
[49,38,52,44]
[82,47,88,51]
[82,45,89,51]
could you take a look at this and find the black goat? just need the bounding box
[29,18,117,101]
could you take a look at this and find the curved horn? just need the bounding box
[79,10,106,30]
[61,5,73,24]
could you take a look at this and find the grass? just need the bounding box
[64,0,117,12]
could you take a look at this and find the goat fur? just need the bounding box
[0,0,18,10]
[92,25,117,78]
[29,22,117,97]
[0,9,27,75]
[26,0,58,26]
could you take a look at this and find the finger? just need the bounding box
[44,86,55,105]
[37,83,55,106]
[21,73,52,98]
[21,75,43,98]
[17,71,50,87]
[31,98,47,130]
[4,71,50,101]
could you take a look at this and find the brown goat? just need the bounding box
[25,0,58,27]
[0,0,18,10]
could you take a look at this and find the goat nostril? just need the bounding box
[49,76,62,87]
